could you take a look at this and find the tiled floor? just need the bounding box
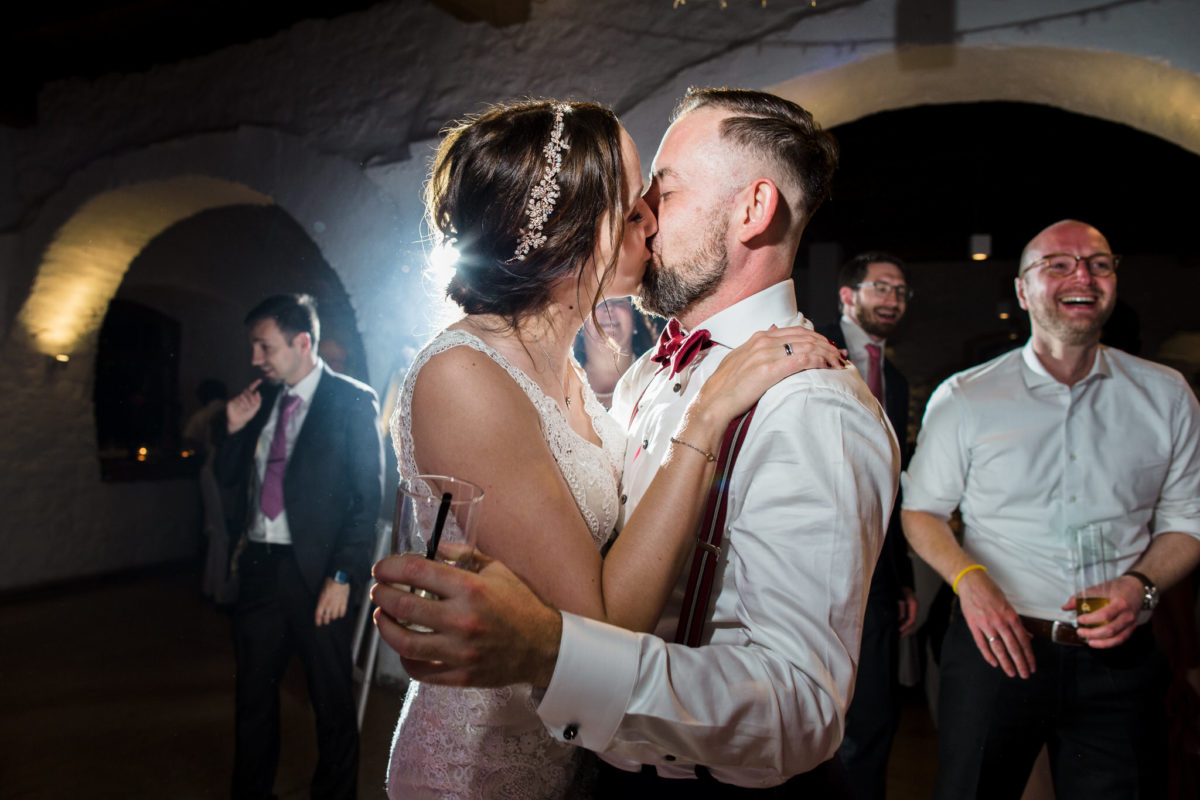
[1,564,938,799]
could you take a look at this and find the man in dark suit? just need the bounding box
[215,293,384,800]
[816,252,916,800]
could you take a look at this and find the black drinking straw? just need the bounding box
[426,492,453,560]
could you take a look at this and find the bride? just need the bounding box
[386,99,840,799]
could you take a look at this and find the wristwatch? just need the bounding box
[1124,570,1159,611]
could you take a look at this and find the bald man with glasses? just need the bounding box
[901,220,1200,799]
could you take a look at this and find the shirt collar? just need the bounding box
[1020,341,1111,389]
[283,357,324,406]
[839,315,885,353]
[697,279,807,349]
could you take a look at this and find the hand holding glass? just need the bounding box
[1071,524,1115,627]
[392,474,484,631]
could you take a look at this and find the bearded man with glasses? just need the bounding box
[901,220,1200,799]
[816,252,916,800]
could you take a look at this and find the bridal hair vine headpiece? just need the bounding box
[511,104,571,262]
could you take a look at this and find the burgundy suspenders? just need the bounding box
[628,330,755,647]
[673,404,757,647]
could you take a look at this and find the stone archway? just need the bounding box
[0,128,420,591]
[18,176,273,359]
[10,126,422,389]
[768,45,1200,156]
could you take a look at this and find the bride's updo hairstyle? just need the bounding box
[425,100,627,327]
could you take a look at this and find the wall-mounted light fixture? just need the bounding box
[970,234,992,261]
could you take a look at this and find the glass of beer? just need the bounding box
[1071,524,1114,627]
[392,474,485,631]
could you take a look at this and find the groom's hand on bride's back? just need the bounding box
[372,552,562,688]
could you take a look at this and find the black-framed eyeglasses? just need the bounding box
[1020,253,1121,279]
[853,281,913,301]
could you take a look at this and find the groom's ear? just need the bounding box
[734,178,781,244]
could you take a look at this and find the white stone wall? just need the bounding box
[1,0,1198,591]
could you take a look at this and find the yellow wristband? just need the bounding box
[952,563,987,595]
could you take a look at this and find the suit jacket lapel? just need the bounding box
[290,365,331,463]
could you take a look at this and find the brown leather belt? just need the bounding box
[1019,615,1086,646]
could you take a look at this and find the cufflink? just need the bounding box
[563,724,578,741]
[333,570,350,584]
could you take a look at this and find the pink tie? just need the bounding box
[260,393,302,520]
[865,343,884,404]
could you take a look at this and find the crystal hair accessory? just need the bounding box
[511,104,571,262]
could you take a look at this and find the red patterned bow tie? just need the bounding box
[652,318,713,378]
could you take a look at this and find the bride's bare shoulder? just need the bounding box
[412,340,535,423]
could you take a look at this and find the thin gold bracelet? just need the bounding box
[670,436,716,462]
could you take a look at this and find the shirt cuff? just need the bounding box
[535,611,640,751]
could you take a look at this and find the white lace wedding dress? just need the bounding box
[387,329,625,800]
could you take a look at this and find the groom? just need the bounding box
[373,88,900,795]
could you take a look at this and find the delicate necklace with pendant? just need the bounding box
[535,339,573,409]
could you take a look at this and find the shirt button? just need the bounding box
[563,724,578,741]
[1069,454,1077,462]
[673,382,682,393]
[620,494,627,504]
[642,439,649,450]
[664,754,676,762]
[1068,496,1076,503]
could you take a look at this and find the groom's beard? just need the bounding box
[637,223,729,320]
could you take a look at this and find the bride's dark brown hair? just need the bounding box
[425,100,628,328]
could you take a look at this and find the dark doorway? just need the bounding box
[94,299,188,479]
[804,100,1200,264]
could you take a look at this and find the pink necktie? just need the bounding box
[865,343,884,404]
[260,393,302,520]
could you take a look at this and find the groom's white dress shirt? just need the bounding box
[536,280,901,788]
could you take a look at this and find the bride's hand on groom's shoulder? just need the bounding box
[694,325,845,424]
[372,552,563,689]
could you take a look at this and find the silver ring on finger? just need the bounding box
[783,343,793,357]
[987,635,998,643]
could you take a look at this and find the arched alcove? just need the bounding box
[788,100,1200,434]
[16,176,273,359]
[7,126,423,395]
[94,204,369,479]
[0,129,418,591]
[769,45,1200,156]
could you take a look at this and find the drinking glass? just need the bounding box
[391,474,484,630]
[1071,523,1115,627]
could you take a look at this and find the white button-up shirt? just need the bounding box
[535,280,900,787]
[248,360,324,545]
[902,342,1200,621]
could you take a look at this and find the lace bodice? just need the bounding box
[387,328,625,800]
